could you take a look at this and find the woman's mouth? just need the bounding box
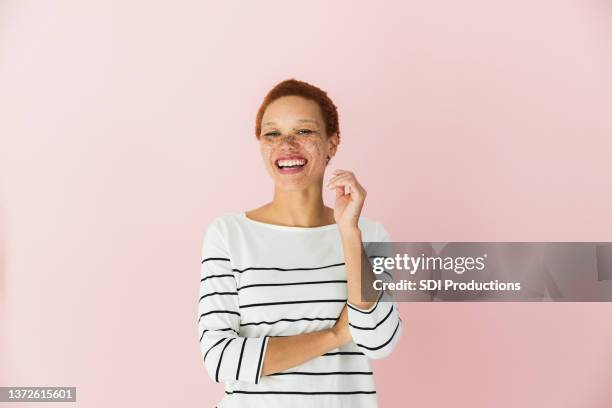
[275,156,308,174]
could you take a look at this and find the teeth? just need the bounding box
[277,159,306,167]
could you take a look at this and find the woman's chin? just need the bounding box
[274,178,314,192]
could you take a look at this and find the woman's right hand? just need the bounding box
[331,304,352,347]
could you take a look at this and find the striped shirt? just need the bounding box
[197,212,403,407]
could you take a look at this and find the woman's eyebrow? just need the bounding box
[263,119,320,127]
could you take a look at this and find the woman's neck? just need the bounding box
[246,185,335,228]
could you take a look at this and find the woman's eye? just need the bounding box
[264,132,280,137]
[298,129,314,135]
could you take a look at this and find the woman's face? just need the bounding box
[259,95,338,192]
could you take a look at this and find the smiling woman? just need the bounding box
[257,92,339,193]
[197,78,403,408]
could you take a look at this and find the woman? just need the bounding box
[198,78,403,407]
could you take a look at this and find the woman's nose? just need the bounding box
[280,133,298,144]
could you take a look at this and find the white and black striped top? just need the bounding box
[198,212,403,408]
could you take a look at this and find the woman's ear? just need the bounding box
[328,132,340,158]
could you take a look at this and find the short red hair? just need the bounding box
[255,78,340,140]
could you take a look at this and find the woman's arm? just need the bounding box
[261,304,352,376]
[326,170,404,359]
[326,169,379,308]
[340,227,380,308]
[341,222,403,359]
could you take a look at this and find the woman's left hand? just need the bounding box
[326,169,367,231]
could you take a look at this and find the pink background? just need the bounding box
[2,1,612,407]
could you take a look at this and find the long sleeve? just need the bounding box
[346,221,403,359]
[197,218,270,384]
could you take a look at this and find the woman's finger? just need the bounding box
[326,174,353,190]
[332,168,350,175]
[328,178,364,199]
[326,173,354,188]
[328,174,364,194]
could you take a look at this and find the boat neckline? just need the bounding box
[238,211,340,232]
